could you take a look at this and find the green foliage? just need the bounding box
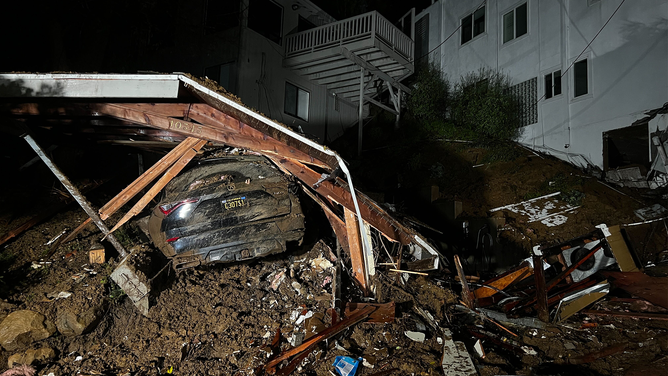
[407,62,450,125]
[108,280,126,300]
[406,65,521,145]
[450,68,521,144]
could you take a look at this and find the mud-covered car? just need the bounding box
[148,155,305,269]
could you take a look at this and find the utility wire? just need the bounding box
[533,0,627,106]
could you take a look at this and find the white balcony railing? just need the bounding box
[285,11,414,62]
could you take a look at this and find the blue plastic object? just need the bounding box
[332,356,360,376]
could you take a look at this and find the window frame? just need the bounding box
[543,69,562,100]
[460,6,486,45]
[572,58,590,99]
[502,2,528,44]
[284,82,310,122]
[204,61,235,92]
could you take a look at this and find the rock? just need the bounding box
[8,347,56,368]
[56,303,107,337]
[0,310,56,351]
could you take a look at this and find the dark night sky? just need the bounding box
[0,0,433,74]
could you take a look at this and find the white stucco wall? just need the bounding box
[418,0,668,169]
[235,0,359,142]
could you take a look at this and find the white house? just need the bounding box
[414,0,668,173]
[141,0,414,145]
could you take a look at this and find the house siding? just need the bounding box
[418,0,668,169]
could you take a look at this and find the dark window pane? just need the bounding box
[415,15,429,63]
[248,0,283,45]
[574,59,588,97]
[205,62,233,90]
[516,3,528,37]
[473,7,485,37]
[284,83,297,117]
[503,11,514,43]
[554,70,562,96]
[545,73,553,99]
[461,15,472,44]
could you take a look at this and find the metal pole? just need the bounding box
[358,67,365,156]
[22,134,128,258]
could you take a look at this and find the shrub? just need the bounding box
[406,65,521,144]
[450,68,521,144]
[407,62,450,125]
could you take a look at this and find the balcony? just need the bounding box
[284,11,414,103]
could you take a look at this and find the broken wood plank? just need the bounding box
[52,137,201,249]
[389,269,428,276]
[600,271,668,309]
[344,302,395,323]
[345,207,369,295]
[441,328,477,376]
[547,243,603,291]
[265,305,376,370]
[99,137,201,219]
[533,255,549,323]
[299,185,349,255]
[184,85,340,168]
[93,103,330,170]
[107,139,208,234]
[474,261,532,299]
[268,156,415,245]
[454,255,475,309]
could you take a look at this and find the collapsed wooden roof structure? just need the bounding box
[0,73,438,295]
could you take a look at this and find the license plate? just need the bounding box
[222,196,247,210]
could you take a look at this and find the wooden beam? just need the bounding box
[533,255,549,323]
[93,103,330,170]
[187,104,330,169]
[267,156,414,245]
[54,137,200,247]
[100,137,201,219]
[454,254,475,309]
[474,262,532,299]
[345,207,368,294]
[300,186,350,255]
[339,47,411,94]
[107,139,208,234]
[363,95,399,116]
[185,87,340,169]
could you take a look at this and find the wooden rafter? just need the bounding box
[268,156,414,245]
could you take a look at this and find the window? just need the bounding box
[574,59,588,97]
[461,6,485,44]
[205,0,240,34]
[284,82,309,121]
[205,62,234,91]
[415,15,429,65]
[503,3,527,43]
[544,70,561,99]
[248,0,283,45]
